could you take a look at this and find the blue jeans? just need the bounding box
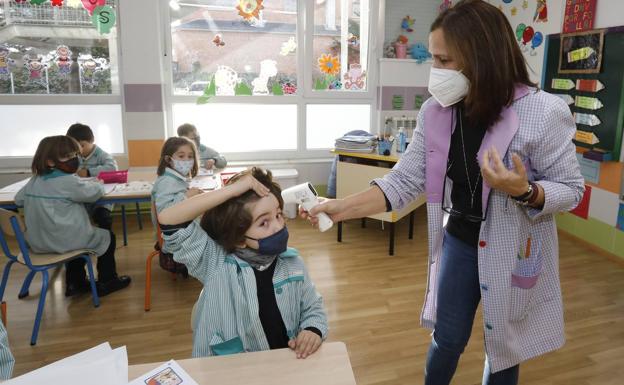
[424,232,519,385]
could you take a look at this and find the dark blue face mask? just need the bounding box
[246,226,289,255]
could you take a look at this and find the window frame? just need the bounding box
[0,0,125,164]
[161,0,379,162]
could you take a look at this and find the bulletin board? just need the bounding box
[543,26,624,160]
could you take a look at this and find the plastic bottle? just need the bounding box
[397,127,406,153]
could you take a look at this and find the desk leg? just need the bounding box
[361,218,366,228]
[121,205,128,246]
[337,221,343,242]
[409,211,415,240]
[389,222,395,256]
[135,202,143,230]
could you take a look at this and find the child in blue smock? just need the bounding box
[158,167,328,359]
[151,137,202,254]
[177,123,227,170]
[66,123,118,231]
[15,136,130,297]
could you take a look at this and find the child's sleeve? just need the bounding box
[14,184,26,207]
[163,221,228,285]
[87,152,118,177]
[0,322,14,380]
[201,146,227,168]
[153,179,187,213]
[66,178,106,203]
[298,265,329,339]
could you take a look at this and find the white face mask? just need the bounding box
[172,159,194,176]
[427,67,470,108]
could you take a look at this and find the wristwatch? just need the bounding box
[511,183,533,203]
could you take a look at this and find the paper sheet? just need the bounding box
[128,360,198,385]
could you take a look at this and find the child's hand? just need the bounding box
[185,187,203,197]
[288,330,322,359]
[228,174,270,198]
[76,168,89,177]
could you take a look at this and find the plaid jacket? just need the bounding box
[374,86,584,372]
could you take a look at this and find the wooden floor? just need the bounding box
[3,207,624,384]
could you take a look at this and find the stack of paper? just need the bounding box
[6,343,127,385]
[335,134,378,153]
[128,360,198,385]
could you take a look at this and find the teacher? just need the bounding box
[306,1,584,384]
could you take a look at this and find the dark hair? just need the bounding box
[66,123,94,142]
[431,0,535,128]
[177,123,198,137]
[200,167,284,252]
[31,135,81,175]
[156,137,199,177]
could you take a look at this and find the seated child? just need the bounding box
[66,122,118,231]
[176,123,227,170]
[15,136,131,297]
[0,322,14,380]
[158,167,327,359]
[152,137,202,257]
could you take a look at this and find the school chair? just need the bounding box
[0,209,100,345]
[144,203,176,311]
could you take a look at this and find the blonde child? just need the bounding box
[176,123,227,170]
[66,123,118,231]
[151,137,202,255]
[157,167,327,359]
[15,136,130,297]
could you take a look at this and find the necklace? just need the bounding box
[458,108,481,208]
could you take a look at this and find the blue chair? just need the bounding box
[0,209,100,345]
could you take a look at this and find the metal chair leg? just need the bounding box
[83,255,100,308]
[121,205,128,246]
[144,250,159,311]
[31,270,49,345]
[0,261,15,302]
[18,270,36,299]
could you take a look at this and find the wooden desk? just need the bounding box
[128,342,356,385]
[333,150,426,255]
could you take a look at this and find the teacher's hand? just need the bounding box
[299,198,348,227]
[481,147,529,197]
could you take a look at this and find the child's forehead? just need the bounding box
[248,194,280,216]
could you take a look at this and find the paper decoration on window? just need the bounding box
[575,130,600,145]
[574,112,601,126]
[81,0,105,15]
[551,78,575,90]
[401,16,414,33]
[23,54,46,83]
[281,82,296,95]
[328,79,342,90]
[212,34,225,47]
[92,5,116,34]
[235,82,252,95]
[576,78,604,92]
[271,83,283,95]
[51,0,63,6]
[30,0,48,5]
[567,47,595,63]
[0,47,15,80]
[344,64,366,90]
[67,0,81,7]
[347,33,360,48]
[317,54,340,76]
[280,37,296,56]
[314,78,328,90]
[392,95,404,110]
[78,54,107,86]
[414,95,424,109]
[515,23,526,42]
[522,0,528,10]
[511,7,517,16]
[236,0,264,22]
[439,0,452,13]
[534,0,548,22]
[521,26,535,51]
[53,45,73,76]
[251,59,277,95]
[214,65,238,96]
[575,95,603,110]
[554,94,574,105]
[196,75,215,104]
[530,31,544,55]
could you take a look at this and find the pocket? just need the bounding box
[209,335,245,356]
[509,237,543,321]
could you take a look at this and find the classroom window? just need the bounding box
[172,103,297,152]
[312,0,369,92]
[306,104,370,149]
[0,0,119,95]
[0,104,124,157]
[169,0,298,96]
